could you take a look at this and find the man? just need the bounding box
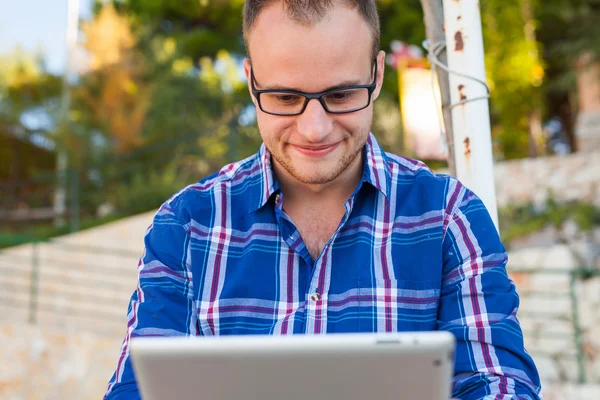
[105,1,541,399]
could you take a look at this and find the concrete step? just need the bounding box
[0,257,135,295]
[0,302,30,323]
[0,291,127,336]
[38,282,133,313]
[0,258,33,278]
[0,275,132,307]
[0,241,139,275]
[37,253,138,274]
[35,308,127,337]
[0,275,131,332]
[0,276,32,300]
[36,266,136,292]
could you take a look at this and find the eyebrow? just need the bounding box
[253,71,364,92]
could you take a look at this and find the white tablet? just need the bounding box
[131,331,455,400]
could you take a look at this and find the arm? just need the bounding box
[437,181,542,400]
[104,201,198,399]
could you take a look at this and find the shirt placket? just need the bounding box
[275,192,357,334]
[303,196,357,334]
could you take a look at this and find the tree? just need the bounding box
[0,49,62,180]
[481,0,545,159]
[535,0,600,152]
[113,0,246,60]
[76,3,152,154]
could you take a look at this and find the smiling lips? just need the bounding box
[290,142,341,157]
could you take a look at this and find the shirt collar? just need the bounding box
[361,133,391,198]
[253,133,391,211]
[253,143,281,211]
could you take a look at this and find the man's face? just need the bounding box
[244,3,385,186]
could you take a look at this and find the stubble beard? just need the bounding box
[267,129,370,186]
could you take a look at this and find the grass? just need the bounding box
[0,212,132,249]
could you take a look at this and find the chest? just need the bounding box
[190,212,444,337]
[290,206,344,260]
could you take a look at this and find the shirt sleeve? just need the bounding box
[437,180,542,399]
[104,200,198,400]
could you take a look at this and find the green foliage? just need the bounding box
[374,1,425,155]
[537,0,600,92]
[109,162,192,216]
[499,196,600,245]
[379,0,425,49]
[0,50,63,197]
[377,2,425,103]
[4,0,600,240]
[0,50,63,141]
[481,0,545,159]
[0,213,126,250]
[122,0,245,59]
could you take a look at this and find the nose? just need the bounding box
[295,98,333,143]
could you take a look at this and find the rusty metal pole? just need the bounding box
[442,0,499,229]
[420,0,456,176]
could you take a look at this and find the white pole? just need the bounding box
[54,0,80,228]
[442,0,499,230]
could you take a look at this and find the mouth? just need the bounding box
[290,142,340,158]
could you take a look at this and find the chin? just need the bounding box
[288,161,345,185]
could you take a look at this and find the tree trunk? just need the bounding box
[520,0,546,157]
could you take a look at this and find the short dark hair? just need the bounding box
[243,0,380,59]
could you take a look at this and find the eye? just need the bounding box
[275,94,302,104]
[325,90,356,103]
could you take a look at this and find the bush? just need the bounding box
[499,197,600,245]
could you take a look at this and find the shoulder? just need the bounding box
[384,152,466,212]
[158,152,263,226]
[383,152,486,242]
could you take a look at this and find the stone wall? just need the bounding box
[508,246,600,384]
[494,150,600,208]
[497,150,600,387]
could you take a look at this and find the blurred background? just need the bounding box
[0,0,599,399]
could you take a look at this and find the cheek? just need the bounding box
[334,110,372,134]
[256,113,294,141]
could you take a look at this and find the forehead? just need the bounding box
[247,2,373,91]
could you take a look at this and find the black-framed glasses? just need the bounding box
[251,60,378,116]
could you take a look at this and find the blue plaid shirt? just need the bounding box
[105,134,541,399]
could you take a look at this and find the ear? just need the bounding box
[371,50,386,102]
[243,58,258,106]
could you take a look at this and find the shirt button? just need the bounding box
[275,194,281,203]
[310,293,321,301]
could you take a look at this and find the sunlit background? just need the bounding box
[1,1,599,399]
